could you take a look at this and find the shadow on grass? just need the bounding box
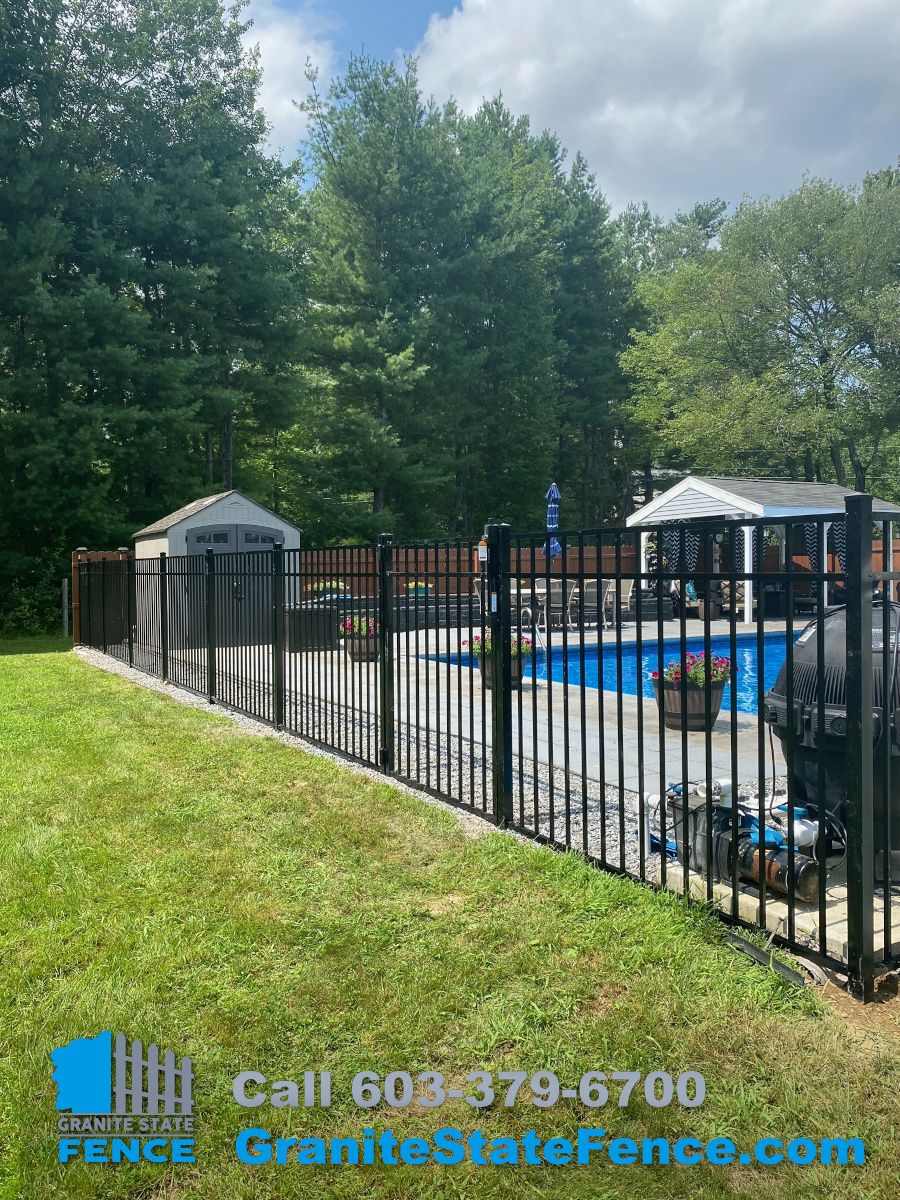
[0,636,73,656]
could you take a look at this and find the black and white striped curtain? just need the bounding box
[662,523,701,572]
[733,526,759,571]
[831,519,847,574]
[803,523,821,574]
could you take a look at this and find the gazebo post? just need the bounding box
[888,525,895,604]
[639,531,649,589]
[743,524,753,625]
[822,522,830,611]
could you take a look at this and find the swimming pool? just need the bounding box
[451,631,791,715]
[532,632,789,714]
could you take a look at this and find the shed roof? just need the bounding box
[626,475,900,527]
[133,491,235,538]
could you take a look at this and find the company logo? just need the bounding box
[52,1032,195,1164]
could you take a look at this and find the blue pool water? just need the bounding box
[451,632,790,715]
[532,632,788,714]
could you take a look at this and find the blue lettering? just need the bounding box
[433,1128,465,1165]
[296,1137,326,1164]
[642,1137,670,1164]
[111,1139,140,1163]
[755,1139,783,1164]
[787,1138,817,1165]
[821,1137,864,1165]
[608,1137,637,1165]
[236,1128,271,1164]
[673,1138,703,1165]
[330,1137,359,1164]
[58,1139,80,1163]
[576,1129,606,1164]
[276,1137,298,1164]
[84,1139,107,1163]
[171,1138,195,1163]
[544,1137,574,1164]
[143,1140,168,1163]
[400,1137,429,1165]
[488,1136,519,1165]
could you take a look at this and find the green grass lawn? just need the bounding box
[2,638,899,1199]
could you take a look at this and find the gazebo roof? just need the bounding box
[625,476,900,527]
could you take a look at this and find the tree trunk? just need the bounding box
[846,437,866,492]
[223,408,233,490]
[272,430,279,513]
[829,442,847,487]
[786,456,799,481]
[643,460,654,506]
[803,450,815,482]
[373,487,384,514]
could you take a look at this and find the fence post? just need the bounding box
[72,549,86,645]
[845,493,875,1002]
[126,555,135,667]
[159,553,169,682]
[487,522,513,826]
[272,543,285,729]
[101,556,108,654]
[62,577,69,638]
[205,547,216,704]
[377,533,395,772]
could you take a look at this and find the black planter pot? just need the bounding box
[652,678,725,731]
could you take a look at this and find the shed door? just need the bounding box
[237,524,283,550]
[186,525,235,554]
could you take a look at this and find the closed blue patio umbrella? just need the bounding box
[542,482,562,559]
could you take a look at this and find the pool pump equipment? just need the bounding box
[764,602,900,852]
[648,603,900,900]
[646,784,837,903]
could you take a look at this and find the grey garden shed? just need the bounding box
[133,490,301,558]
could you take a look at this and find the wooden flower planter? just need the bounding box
[652,678,725,731]
[345,636,379,662]
[479,655,524,689]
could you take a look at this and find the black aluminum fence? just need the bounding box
[77,496,900,999]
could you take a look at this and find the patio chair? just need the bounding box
[510,581,536,628]
[533,578,577,631]
[603,577,635,624]
[473,578,537,628]
[718,579,749,616]
[579,580,599,627]
[580,580,613,629]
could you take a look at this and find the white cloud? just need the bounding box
[243,0,336,161]
[415,0,900,213]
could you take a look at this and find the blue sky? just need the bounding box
[299,0,454,63]
[245,0,900,216]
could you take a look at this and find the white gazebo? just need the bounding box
[626,476,900,623]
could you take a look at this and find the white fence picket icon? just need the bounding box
[113,1033,193,1114]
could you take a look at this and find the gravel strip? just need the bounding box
[74,647,512,842]
[76,646,784,882]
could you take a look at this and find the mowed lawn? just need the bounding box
[2,640,900,1200]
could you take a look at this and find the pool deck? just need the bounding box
[390,617,790,793]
